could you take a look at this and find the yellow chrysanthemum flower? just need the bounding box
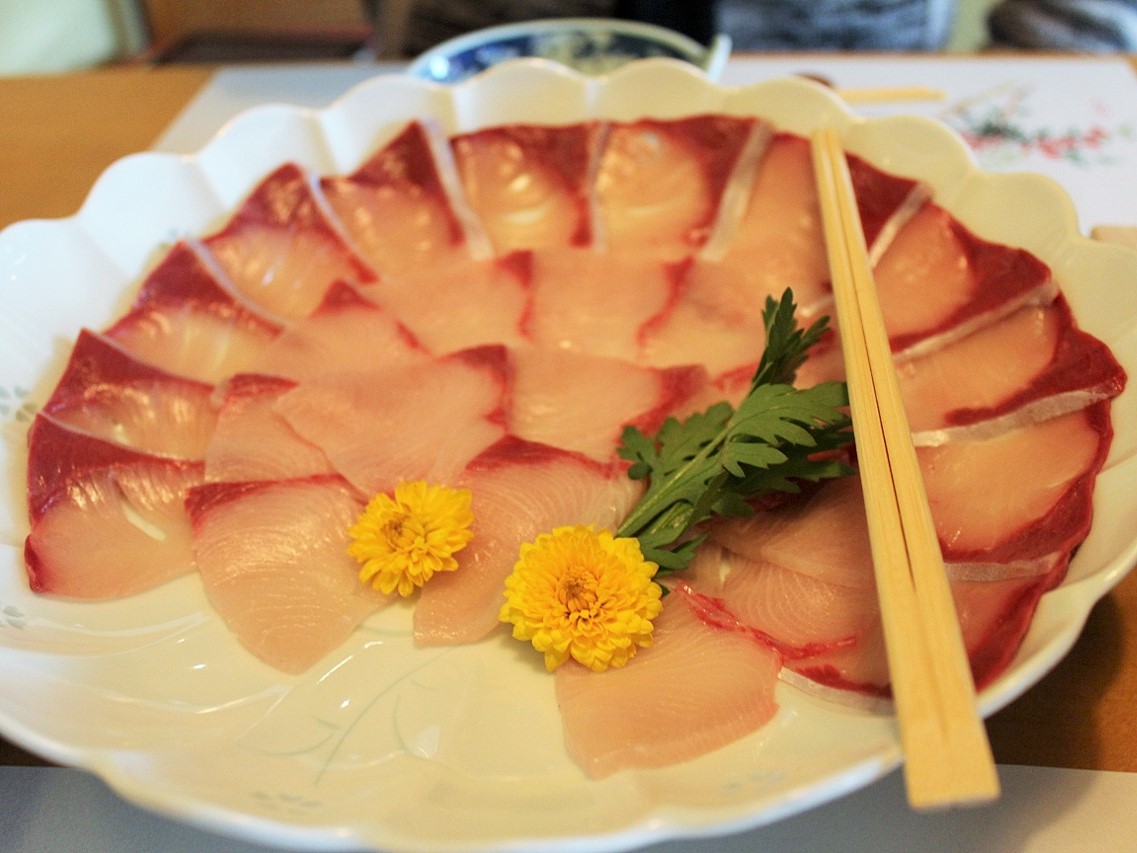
[499,525,663,672]
[347,481,474,597]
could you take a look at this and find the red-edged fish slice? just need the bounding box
[186,475,389,674]
[43,329,217,459]
[204,374,337,483]
[595,115,756,260]
[554,591,781,779]
[637,258,769,377]
[874,201,1056,356]
[508,347,708,462]
[203,163,375,322]
[920,401,1113,564]
[358,252,532,354]
[451,122,598,253]
[525,248,687,360]
[321,121,468,275]
[903,296,1126,442]
[252,280,429,380]
[105,241,281,384]
[705,134,833,312]
[413,436,642,646]
[24,415,202,598]
[275,345,510,497]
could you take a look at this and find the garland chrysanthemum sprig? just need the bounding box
[615,289,853,573]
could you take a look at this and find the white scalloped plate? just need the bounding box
[1,60,1136,853]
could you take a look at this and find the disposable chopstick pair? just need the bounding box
[809,127,1000,809]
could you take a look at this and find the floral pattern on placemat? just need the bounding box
[939,83,1137,168]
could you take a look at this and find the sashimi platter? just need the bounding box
[2,60,1137,851]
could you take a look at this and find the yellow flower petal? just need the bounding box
[348,481,474,596]
[499,525,662,672]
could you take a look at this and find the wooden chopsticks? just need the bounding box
[809,127,1000,809]
[836,86,946,104]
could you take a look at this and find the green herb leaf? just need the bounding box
[615,289,852,573]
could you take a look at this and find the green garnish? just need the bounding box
[615,289,853,573]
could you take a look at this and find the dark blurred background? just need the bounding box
[1,2,1135,76]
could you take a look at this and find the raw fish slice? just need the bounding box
[707,134,832,312]
[276,346,510,497]
[901,297,1126,443]
[129,239,274,323]
[847,152,924,253]
[595,115,756,260]
[554,591,781,778]
[783,622,891,698]
[637,258,768,376]
[105,242,281,384]
[715,553,879,653]
[203,163,375,322]
[874,201,1055,356]
[451,123,596,253]
[526,247,685,360]
[709,477,876,590]
[788,563,1068,698]
[953,559,1067,689]
[252,280,428,380]
[186,475,390,674]
[414,436,642,645]
[712,399,1107,573]
[43,329,217,459]
[321,121,469,276]
[24,416,202,598]
[508,347,707,461]
[792,330,845,390]
[204,374,336,483]
[359,252,531,354]
[920,402,1112,563]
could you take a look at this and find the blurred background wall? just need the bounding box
[0,0,1010,76]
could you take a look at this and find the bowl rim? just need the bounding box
[406,16,729,82]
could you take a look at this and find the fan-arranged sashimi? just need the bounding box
[555,590,781,778]
[43,329,217,459]
[451,123,597,253]
[17,102,1128,785]
[320,121,469,275]
[414,436,642,645]
[25,415,203,598]
[203,163,375,322]
[186,475,388,674]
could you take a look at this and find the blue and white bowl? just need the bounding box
[407,17,731,83]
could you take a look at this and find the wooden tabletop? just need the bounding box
[1,59,1136,774]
